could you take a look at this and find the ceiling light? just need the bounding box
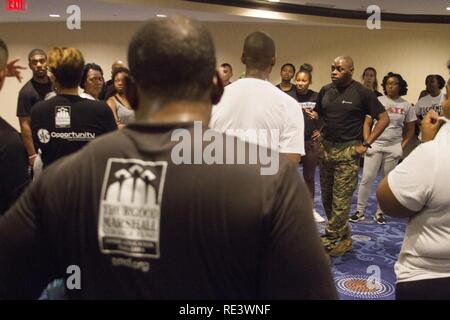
[446,7,450,10]
[156,14,167,18]
[268,0,280,2]
[246,9,285,19]
[49,14,60,18]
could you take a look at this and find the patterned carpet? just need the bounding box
[301,166,407,300]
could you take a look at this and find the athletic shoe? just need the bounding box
[313,209,325,222]
[349,211,365,222]
[374,212,387,224]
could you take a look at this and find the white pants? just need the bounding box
[356,143,403,215]
[32,150,43,181]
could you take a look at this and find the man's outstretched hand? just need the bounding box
[6,58,26,83]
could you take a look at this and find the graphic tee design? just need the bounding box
[98,158,168,259]
[55,106,71,128]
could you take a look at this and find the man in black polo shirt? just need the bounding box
[16,49,53,170]
[0,17,336,300]
[0,39,29,214]
[316,55,389,257]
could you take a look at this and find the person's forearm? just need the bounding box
[422,127,442,143]
[363,117,373,141]
[401,124,415,149]
[401,137,411,149]
[19,122,36,157]
[366,112,389,144]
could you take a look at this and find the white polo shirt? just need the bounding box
[210,78,305,155]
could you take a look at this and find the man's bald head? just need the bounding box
[335,56,354,70]
[128,16,216,102]
[331,55,354,87]
[241,31,275,70]
[112,60,126,71]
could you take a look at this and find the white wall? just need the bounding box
[1,20,449,130]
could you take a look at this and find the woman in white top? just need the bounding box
[106,67,135,128]
[377,94,450,299]
[350,72,416,224]
[80,63,104,100]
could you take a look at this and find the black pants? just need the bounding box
[396,277,450,300]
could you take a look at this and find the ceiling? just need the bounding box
[0,0,449,23]
[268,0,450,15]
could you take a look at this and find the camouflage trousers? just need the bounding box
[318,139,361,242]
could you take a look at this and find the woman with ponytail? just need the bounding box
[295,63,324,222]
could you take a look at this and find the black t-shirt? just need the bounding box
[30,95,117,167]
[0,123,337,299]
[276,83,297,100]
[101,80,115,101]
[295,89,319,141]
[316,81,385,143]
[0,117,29,215]
[374,90,383,97]
[16,79,53,117]
[97,79,111,101]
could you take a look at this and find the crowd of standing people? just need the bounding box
[0,15,449,300]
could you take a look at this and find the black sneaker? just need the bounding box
[349,211,365,222]
[374,213,386,224]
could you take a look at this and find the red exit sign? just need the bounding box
[4,0,28,12]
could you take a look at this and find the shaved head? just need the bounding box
[335,56,354,70]
[111,60,126,77]
[112,60,126,70]
[128,15,216,102]
[331,55,354,87]
[241,31,275,70]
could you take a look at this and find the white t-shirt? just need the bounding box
[414,92,445,118]
[372,96,416,146]
[210,78,305,155]
[388,121,450,283]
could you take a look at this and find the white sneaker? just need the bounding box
[313,209,325,222]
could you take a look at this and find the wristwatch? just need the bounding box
[362,141,372,148]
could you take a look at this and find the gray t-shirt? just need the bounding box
[371,96,417,146]
[414,92,445,119]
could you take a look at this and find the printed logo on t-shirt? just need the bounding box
[55,106,71,128]
[98,158,168,259]
[37,128,51,144]
[299,102,316,109]
[342,100,353,105]
[386,107,406,115]
[417,103,443,117]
